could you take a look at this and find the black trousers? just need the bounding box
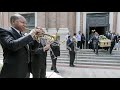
[110,42,115,54]
[81,41,85,49]
[51,56,57,71]
[31,59,46,78]
[69,51,75,65]
[77,41,82,49]
[93,43,98,54]
[89,42,93,49]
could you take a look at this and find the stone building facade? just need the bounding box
[0,12,120,49]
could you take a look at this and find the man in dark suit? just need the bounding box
[67,36,75,67]
[0,14,43,78]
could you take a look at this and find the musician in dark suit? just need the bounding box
[50,41,60,73]
[0,14,42,78]
[30,36,50,78]
[67,36,75,67]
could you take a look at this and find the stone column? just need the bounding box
[37,12,46,33]
[68,12,76,35]
[58,12,69,50]
[83,12,87,37]
[47,12,57,34]
[0,12,3,27]
[80,12,83,33]
[56,12,59,32]
[109,12,113,33]
[35,12,37,27]
[112,12,118,33]
[45,12,48,32]
[76,12,80,34]
[3,12,9,29]
[116,12,120,35]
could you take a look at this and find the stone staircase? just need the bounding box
[46,49,120,67]
[1,44,120,67]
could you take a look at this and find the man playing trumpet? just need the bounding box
[0,14,44,78]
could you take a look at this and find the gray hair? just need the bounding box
[10,14,22,24]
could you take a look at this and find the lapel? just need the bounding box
[9,28,29,50]
[9,28,22,39]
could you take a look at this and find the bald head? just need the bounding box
[10,14,27,32]
[10,14,25,24]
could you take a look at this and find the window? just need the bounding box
[21,13,35,30]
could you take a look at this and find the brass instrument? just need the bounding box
[42,34,58,59]
[43,34,56,42]
[25,28,58,59]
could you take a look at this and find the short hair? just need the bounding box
[74,33,76,35]
[68,35,70,38]
[10,14,22,24]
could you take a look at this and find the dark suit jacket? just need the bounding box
[30,39,47,69]
[50,41,60,57]
[0,28,33,78]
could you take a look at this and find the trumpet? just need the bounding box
[26,28,58,59]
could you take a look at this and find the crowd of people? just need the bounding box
[88,30,120,54]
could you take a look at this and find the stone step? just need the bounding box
[47,62,120,69]
[46,49,120,52]
[47,52,120,56]
[46,60,120,66]
[47,56,120,60]
[46,50,120,53]
[47,54,120,58]
[1,52,120,56]
[1,47,120,66]
[47,51,120,55]
[46,57,120,62]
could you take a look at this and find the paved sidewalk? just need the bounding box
[46,63,120,78]
[1,61,120,78]
[30,72,63,78]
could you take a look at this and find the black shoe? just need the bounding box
[51,67,53,70]
[95,52,98,54]
[54,70,59,73]
[70,65,75,67]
